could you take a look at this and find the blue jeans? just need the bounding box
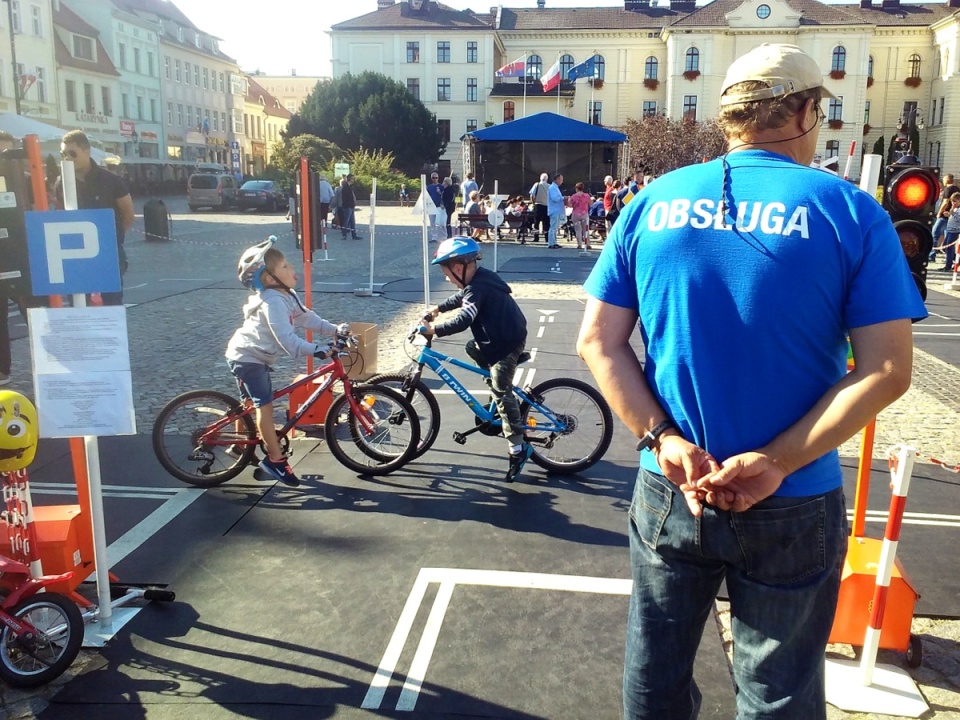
[548,211,564,247]
[624,468,847,720]
[340,207,357,238]
[945,230,958,270]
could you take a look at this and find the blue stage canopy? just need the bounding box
[462,112,626,143]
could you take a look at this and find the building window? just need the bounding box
[219,72,225,92]
[644,56,658,81]
[831,46,846,73]
[934,51,941,77]
[10,2,20,33]
[467,41,477,63]
[0,60,4,98]
[65,79,76,112]
[148,52,155,77]
[167,101,173,125]
[222,111,227,132]
[150,98,157,121]
[504,100,515,122]
[868,55,874,79]
[73,35,94,61]
[407,78,420,100]
[467,78,477,102]
[527,55,542,79]
[118,43,126,69]
[136,95,144,120]
[931,98,937,125]
[134,47,141,73]
[940,97,945,125]
[908,53,921,78]
[213,111,219,131]
[30,5,40,36]
[589,101,602,125]
[438,119,450,143]
[437,41,450,63]
[194,64,199,86]
[195,31,202,49]
[177,26,183,42]
[560,54,574,79]
[826,140,840,158]
[685,47,700,73]
[177,103,183,126]
[437,78,450,102]
[100,85,111,115]
[187,106,193,129]
[682,94,697,120]
[203,67,208,89]
[595,54,605,80]
[175,59,181,82]
[83,82,94,113]
[935,141,941,167]
[121,93,128,117]
[828,96,843,121]
[643,100,657,117]
[864,100,870,124]
[165,56,170,79]
[184,61,190,83]
[466,119,477,133]
[407,42,419,63]
[35,66,44,102]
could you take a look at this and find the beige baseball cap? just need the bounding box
[719,43,836,107]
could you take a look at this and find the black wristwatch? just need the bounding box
[637,420,676,452]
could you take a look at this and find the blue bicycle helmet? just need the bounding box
[432,236,480,266]
[238,235,278,290]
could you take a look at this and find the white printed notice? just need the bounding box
[28,306,137,437]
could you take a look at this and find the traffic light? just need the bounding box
[882,162,939,300]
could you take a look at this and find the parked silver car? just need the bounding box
[187,173,238,211]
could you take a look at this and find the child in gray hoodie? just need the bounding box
[226,236,346,486]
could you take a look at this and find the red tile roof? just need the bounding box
[499,6,688,30]
[333,0,496,30]
[54,3,121,77]
[245,77,292,119]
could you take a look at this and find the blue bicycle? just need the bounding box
[369,327,613,475]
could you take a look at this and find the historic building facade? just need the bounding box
[332,0,960,176]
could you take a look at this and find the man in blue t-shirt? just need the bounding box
[577,44,926,720]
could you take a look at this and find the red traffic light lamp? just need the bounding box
[883,163,939,300]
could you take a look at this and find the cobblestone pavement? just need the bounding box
[2,203,960,718]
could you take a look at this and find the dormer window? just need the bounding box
[213,39,219,54]
[408,0,425,9]
[195,32,202,49]
[72,35,95,62]
[177,26,184,42]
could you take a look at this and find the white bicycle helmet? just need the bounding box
[238,235,277,290]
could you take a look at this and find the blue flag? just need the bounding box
[567,56,598,82]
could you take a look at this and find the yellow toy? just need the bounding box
[0,391,38,473]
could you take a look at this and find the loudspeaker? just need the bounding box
[603,147,615,164]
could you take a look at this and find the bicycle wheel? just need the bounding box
[520,377,613,475]
[367,372,440,458]
[152,390,257,486]
[324,384,420,475]
[0,593,83,688]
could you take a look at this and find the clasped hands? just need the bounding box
[655,435,787,516]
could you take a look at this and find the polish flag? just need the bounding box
[541,59,562,93]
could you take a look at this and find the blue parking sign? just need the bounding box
[25,209,121,296]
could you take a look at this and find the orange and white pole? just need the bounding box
[843,141,857,181]
[859,445,916,685]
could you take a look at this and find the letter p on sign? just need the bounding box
[25,209,120,296]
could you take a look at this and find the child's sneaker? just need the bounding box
[258,456,300,487]
[505,443,534,483]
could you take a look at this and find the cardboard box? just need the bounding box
[348,322,378,380]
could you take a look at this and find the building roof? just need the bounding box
[835,1,959,26]
[54,3,121,77]
[245,77,293,119]
[112,0,197,30]
[498,6,688,31]
[332,1,496,31]
[671,0,864,26]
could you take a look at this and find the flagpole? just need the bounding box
[590,53,596,124]
[523,53,527,118]
[556,53,561,115]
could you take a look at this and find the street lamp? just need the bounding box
[3,0,21,114]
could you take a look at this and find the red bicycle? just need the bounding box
[152,330,421,485]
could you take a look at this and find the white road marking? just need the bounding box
[362,568,631,711]
[537,326,545,338]
[106,489,206,568]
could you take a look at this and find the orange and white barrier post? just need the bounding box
[1,469,43,578]
[859,445,914,685]
[842,141,857,181]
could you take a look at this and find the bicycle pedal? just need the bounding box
[453,432,467,445]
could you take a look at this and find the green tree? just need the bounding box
[268,134,342,179]
[286,72,445,175]
[622,115,726,177]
